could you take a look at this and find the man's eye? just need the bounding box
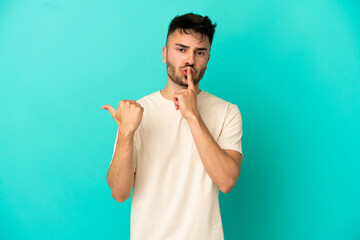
[197,52,204,55]
[178,48,184,52]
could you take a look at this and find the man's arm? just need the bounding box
[102,100,144,203]
[187,115,242,193]
[173,67,242,193]
[106,130,135,202]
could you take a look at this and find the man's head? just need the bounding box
[162,13,217,87]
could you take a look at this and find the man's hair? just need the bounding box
[166,13,217,47]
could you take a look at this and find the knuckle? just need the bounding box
[119,100,128,105]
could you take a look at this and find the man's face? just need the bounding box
[162,28,211,87]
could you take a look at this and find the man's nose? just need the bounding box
[185,51,195,66]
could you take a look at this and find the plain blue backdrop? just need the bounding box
[1,0,359,239]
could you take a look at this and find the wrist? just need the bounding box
[117,128,135,139]
[186,112,201,124]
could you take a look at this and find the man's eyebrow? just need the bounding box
[175,43,208,51]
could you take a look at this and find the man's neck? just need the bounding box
[160,78,201,101]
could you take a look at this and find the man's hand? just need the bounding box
[102,100,144,136]
[173,67,200,120]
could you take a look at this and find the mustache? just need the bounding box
[181,67,195,72]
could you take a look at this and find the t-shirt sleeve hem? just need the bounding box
[219,144,242,154]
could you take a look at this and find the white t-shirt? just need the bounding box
[111,90,243,240]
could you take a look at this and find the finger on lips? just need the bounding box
[187,68,195,90]
[172,67,195,110]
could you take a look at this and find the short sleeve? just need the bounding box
[216,103,243,154]
[109,129,137,173]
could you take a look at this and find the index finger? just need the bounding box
[187,67,195,91]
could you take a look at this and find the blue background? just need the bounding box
[1,0,359,239]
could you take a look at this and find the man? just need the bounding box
[102,12,243,240]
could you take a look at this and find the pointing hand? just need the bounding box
[102,100,144,136]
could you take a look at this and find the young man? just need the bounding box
[102,13,243,240]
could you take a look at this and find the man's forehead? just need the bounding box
[169,28,210,47]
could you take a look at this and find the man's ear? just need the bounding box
[206,54,210,70]
[162,47,167,63]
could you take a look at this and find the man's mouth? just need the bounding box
[182,69,195,75]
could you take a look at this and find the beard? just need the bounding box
[166,58,206,87]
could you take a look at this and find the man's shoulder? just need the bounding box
[200,90,236,109]
[135,91,159,105]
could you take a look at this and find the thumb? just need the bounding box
[101,105,117,119]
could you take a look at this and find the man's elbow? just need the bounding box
[220,173,240,193]
[111,190,130,203]
[220,180,236,194]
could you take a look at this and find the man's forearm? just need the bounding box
[107,130,135,202]
[187,115,240,193]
